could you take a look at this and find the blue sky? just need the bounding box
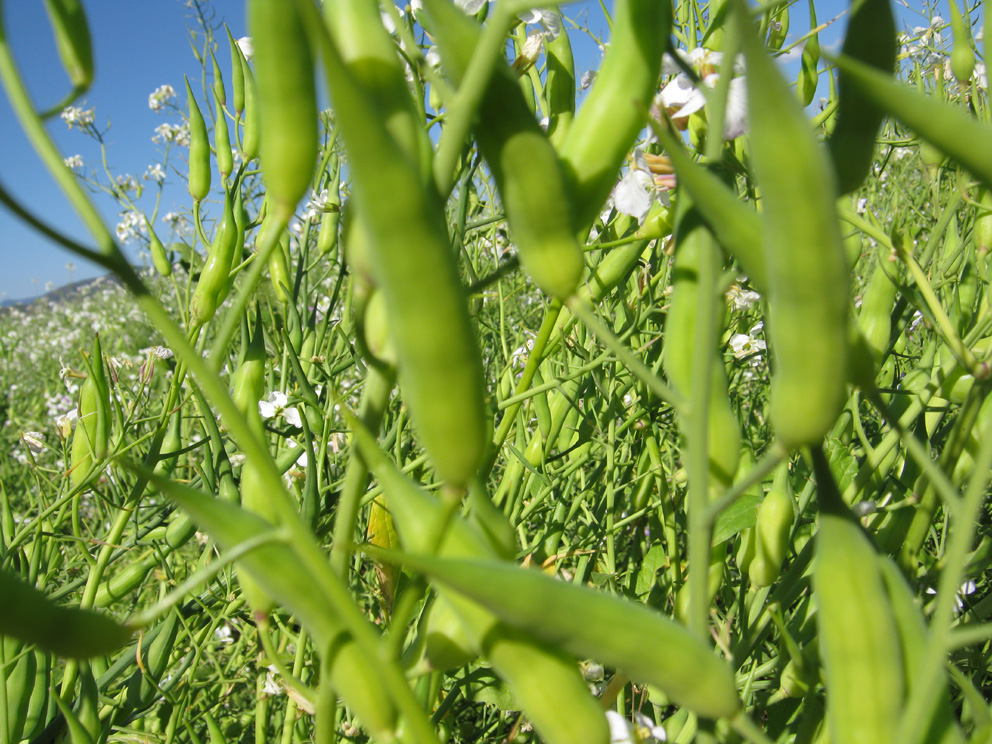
[0,0,964,302]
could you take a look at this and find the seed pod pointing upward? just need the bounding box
[248,0,319,220]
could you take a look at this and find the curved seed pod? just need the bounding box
[314,22,487,488]
[43,0,93,92]
[438,3,585,298]
[392,552,741,721]
[249,0,319,218]
[149,475,400,738]
[322,0,433,176]
[185,77,211,203]
[811,447,904,744]
[148,223,173,277]
[425,0,583,298]
[93,551,158,608]
[741,9,849,448]
[0,567,131,657]
[826,0,896,195]
[347,417,610,744]
[558,0,671,231]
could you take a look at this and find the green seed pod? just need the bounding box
[214,94,233,179]
[240,55,259,162]
[190,187,239,325]
[974,187,992,260]
[826,0,896,195]
[796,40,819,107]
[126,610,180,710]
[3,638,36,742]
[210,48,226,108]
[544,11,574,147]
[20,649,52,741]
[70,335,111,487]
[664,201,741,493]
[397,551,741,721]
[425,0,584,299]
[43,0,93,92]
[227,28,245,115]
[558,0,671,231]
[811,447,904,744]
[268,230,292,304]
[348,417,610,744]
[185,77,211,203]
[249,0,319,218]
[148,223,173,277]
[94,551,158,607]
[0,567,131,657]
[878,557,965,744]
[949,0,976,86]
[748,463,795,587]
[766,4,790,51]
[742,11,849,448]
[315,26,487,488]
[418,593,478,671]
[857,251,899,370]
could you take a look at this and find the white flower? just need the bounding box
[656,48,747,140]
[456,0,490,13]
[64,154,84,169]
[61,106,95,129]
[237,37,254,61]
[141,345,174,360]
[148,84,176,112]
[261,665,282,696]
[729,324,767,361]
[21,431,45,453]
[116,210,146,245]
[144,163,166,183]
[153,122,190,146]
[519,9,561,39]
[606,710,667,744]
[214,624,234,644]
[259,391,303,428]
[726,284,761,312]
[513,32,548,74]
[614,149,674,223]
[926,580,977,612]
[116,174,139,193]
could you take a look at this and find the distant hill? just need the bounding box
[1,273,123,309]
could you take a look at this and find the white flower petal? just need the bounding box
[282,406,303,429]
[615,171,654,222]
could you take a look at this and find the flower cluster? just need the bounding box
[61,106,95,130]
[153,122,190,147]
[148,84,176,112]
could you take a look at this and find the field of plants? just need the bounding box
[2,0,992,742]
